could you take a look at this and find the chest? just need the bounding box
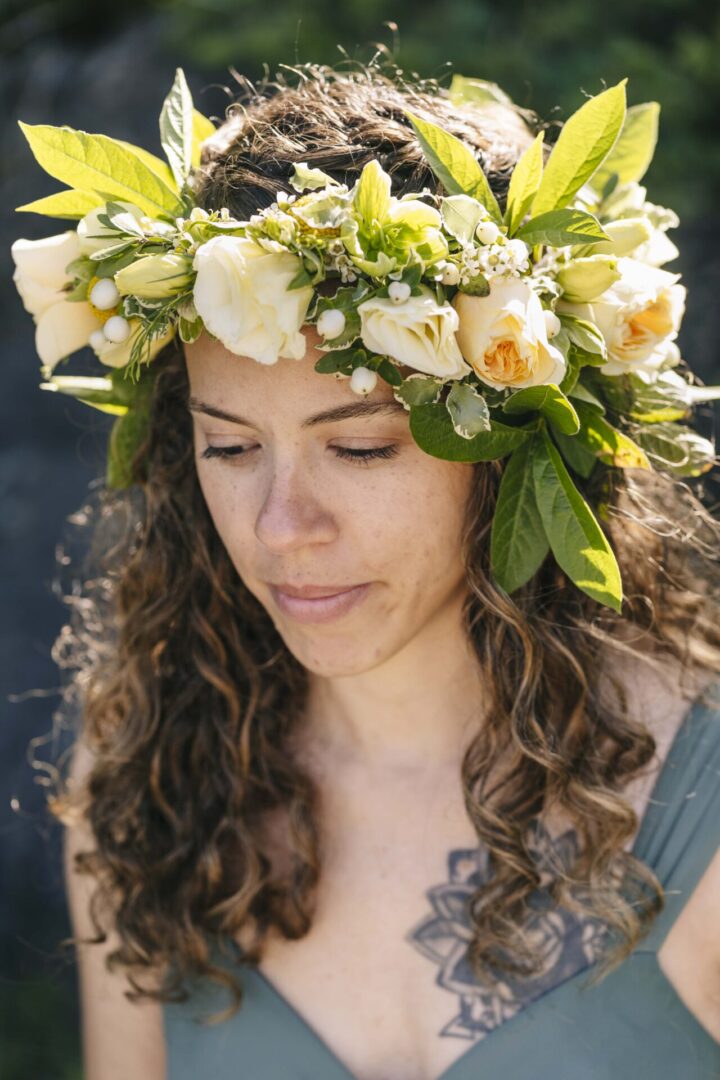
[234,690,718,1080]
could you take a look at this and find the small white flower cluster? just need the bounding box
[325,237,358,283]
[248,199,298,247]
[457,235,530,286]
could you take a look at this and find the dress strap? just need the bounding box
[631,679,720,954]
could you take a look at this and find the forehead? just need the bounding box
[183,326,408,422]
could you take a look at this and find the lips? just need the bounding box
[268,583,363,599]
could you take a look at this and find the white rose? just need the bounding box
[452,278,567,390]
[357,285,470,379]
[192,235,314,364]
[11,231,102,372]
[557,256,686,376]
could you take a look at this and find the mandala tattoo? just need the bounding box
[406,819,610,1039]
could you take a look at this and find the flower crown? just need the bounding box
[11,69,720,614]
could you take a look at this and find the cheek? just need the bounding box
[196,464,251,564]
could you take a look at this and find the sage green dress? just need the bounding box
[163,681,720,1078]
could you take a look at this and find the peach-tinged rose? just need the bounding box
[192,235,314,364]
[11,231,102,372]
[452,279,566,389]
[557,256,686,376]
[357,286,471,379]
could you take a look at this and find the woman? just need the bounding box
[49,60,720,1078]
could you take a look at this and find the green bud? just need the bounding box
[114,252,194,299]
[586,217,653,257]
[556,255,622,302]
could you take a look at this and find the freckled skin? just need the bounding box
[184,325,476,682]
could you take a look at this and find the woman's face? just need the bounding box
[184,327,476,677]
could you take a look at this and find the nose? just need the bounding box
[254,453,338,553]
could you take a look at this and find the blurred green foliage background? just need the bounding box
[1,2,718,1078]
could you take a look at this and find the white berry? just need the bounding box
[388,281,411,304]
[88,329,107,351]
[543,310,562,339]
[475,221,501,245]
[441,262,460,286]
[317,308,346,339]
[349,366,378,395]
[103,315,132,343]
[89,278,120,310]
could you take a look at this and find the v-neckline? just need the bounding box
[222,681,718,1080]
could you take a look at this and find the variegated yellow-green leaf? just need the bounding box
[403,110,502,223]
[505,131,545,235]
[15,188,106,219]
[160,67,194,190]
[17,121,183,218]
[191,109,216,169]
[532,427,623,611]
[490,434,550,593]
[590,102,660,194]
[531,80,627,216]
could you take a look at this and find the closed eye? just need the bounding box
[200,445,400,466]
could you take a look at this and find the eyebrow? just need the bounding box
[187,396,407,428]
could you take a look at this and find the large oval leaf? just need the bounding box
[531,80,627,216]
[403,110,502,223]
[490,434,550,593]
[502,384,580,435]
[590,102,660,194]
[410,402,534,461]
[15,188,106,219]
[532,427,623,611]
[17,121,183,218]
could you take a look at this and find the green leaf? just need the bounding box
[505,132,545,235]
[551,428,598,479]
[449,74,515,108]
[445,381,492,438]
[531,80,627,216]
[440,194,489,243]
[160,67,195,190]
[558,313,608,358]
[590,102,660,194]
[113,140,178,191]
[403,110,502,223]
[634,422,717,477]
[409,402,534,461]
[532,427,623,611]
[573,399,651,469]
[502,383,580,435]
[191,109,216,169]
[15,188,106,219]
[17,121,183,218]
[38,374,130,416]
[515,208,609,247]
[490,435,550,593]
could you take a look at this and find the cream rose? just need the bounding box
[452,278,566,389]
[357,285,471,379]
[192,235,314,364]
[557,256,686,376]
[11,230,102,372]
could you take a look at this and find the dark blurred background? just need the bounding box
[1,2,719,1076]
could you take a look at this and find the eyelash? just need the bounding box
[200,444,400,466]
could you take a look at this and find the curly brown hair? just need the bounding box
[47,56,720,1020]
